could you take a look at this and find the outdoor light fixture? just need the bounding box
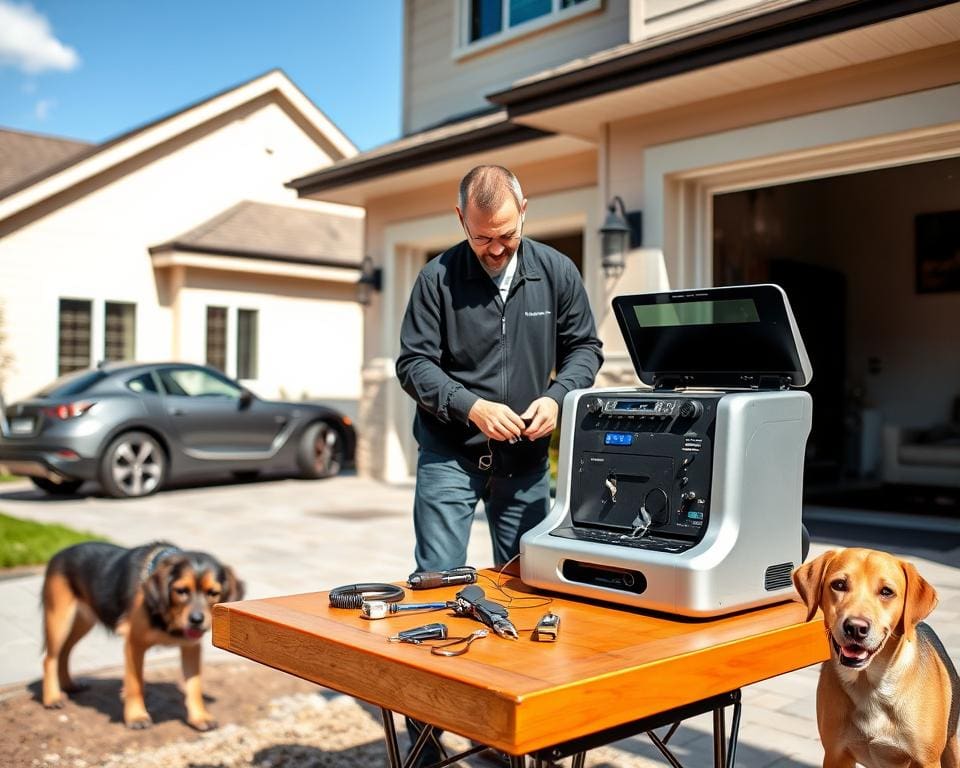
[357,255,382,305]
[599,196,643,278]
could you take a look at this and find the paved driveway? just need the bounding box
[2,475,957,768]
[0,473,494,689]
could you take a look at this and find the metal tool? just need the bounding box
[533,612,561,642]
[361,600,451,620]
[388,623,448,644]
[453,585,518,640]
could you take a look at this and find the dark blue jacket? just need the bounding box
[396,238,603,476]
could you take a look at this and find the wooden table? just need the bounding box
[213,570,827,767]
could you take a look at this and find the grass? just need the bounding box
[0,472,20,483]
[0,512,107,569]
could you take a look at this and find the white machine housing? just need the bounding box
[520,284,813,617]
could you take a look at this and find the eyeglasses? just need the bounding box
[462,215,523,248]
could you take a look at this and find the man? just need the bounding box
[397,165,603,572]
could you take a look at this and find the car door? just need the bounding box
[155,366,288,457]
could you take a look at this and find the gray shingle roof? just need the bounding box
[0,128,92,197]
[150,201,363,267]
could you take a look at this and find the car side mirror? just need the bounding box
[238,388,255,409]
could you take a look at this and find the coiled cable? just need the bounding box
[328,582,405,609]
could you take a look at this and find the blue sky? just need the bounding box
[0,0,404,151]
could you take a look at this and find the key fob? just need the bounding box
[533,612,560,642]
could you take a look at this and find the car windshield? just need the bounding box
[32,369,109,399]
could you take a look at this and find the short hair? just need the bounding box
[458,166,524,214]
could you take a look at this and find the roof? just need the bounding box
[288,0,951,198]
[149,201,364,268]
[288,109,551,198]
[0,69,358,223]
[0,128,92,198]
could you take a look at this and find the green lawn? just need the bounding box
[0,512,107,569]
[0,472,21,483]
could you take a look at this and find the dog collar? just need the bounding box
[141,545,182,582]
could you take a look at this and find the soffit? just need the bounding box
[296,133,596,206]
[505,3,960,138]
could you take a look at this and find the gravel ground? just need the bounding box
[0,657,671,768]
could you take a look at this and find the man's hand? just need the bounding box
[521,397,559,441]
[468,399,525,441]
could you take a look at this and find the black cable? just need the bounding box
[328,582,405,609]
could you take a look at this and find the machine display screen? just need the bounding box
[633,299,759,328]
[614,401,654,411]
[604,432,633,446]
[611,284,810,388]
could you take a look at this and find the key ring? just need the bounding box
[430,629,488,657]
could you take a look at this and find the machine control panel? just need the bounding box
[550,393,717,553]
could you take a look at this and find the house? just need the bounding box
[291,0,960,488]
[0,69,366,417]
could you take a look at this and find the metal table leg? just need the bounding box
[381,707,403,768]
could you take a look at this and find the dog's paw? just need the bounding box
[125,714,153,730]
[61,681,88,695]
[43,697,65,709]
[188,715,218,732]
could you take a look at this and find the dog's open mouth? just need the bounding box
[831,636,880,668]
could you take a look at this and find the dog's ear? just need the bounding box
[143,560,178,618]
[792,550,836,622]
[898,560,938,641]
[219,565,245,603]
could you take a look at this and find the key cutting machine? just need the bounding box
[520,284,813,616]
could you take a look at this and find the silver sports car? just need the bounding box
[0,362,356,498]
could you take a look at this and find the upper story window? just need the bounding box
[463,0,597,52]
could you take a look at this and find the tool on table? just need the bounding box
[532,612,561,642]
[361,600,451,620]
[388,623,449,644]
[453,585,518,640]
[407,566,477,589]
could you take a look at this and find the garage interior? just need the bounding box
[713,155,960,516]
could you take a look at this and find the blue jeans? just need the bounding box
[413,449,550,571]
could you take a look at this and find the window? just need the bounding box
[158,367,241,398]
[237,309,259,380]
[206,306,227,373]
[466,0,592,45]
[104,302,136,362]
[58,298,92,376]
[126,372,158,394]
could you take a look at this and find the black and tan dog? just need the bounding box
[42,541,243,730]
[793,548,958,768]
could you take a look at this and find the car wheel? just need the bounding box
[30,476,84,495]
[99,431,167,498]
[298,421,344,479]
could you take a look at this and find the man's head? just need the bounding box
[457,165,527,275]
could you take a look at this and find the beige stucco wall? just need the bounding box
[404,0,629,134]
[0,98,363,404]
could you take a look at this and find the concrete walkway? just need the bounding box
[1,474,957,768]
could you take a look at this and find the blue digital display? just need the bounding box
[604,432,633,446]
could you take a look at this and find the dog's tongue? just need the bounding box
[185,628,205,640]
[840,644,868,661]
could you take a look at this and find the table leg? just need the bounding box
[381,707,403,768]
[713,704,727,768]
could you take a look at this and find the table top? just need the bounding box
[212,570,828,755]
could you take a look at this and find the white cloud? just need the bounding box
[34,97,55,120]
[0,1,80,74]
